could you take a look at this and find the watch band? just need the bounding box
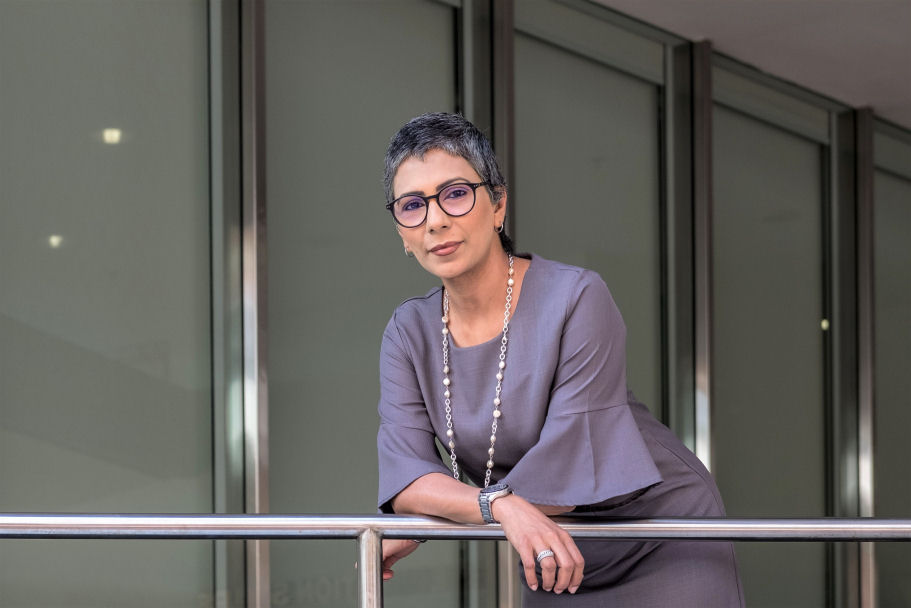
[478,483,512,524]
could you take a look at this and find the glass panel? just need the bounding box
[874,130,911,178]
[712,104,826,606]
[873,168,911,606]
[0,1,213,606]
[264,1,477,606]
[0,540,216,607]
[712,63,830,145]
[514,31,662,416]
[514,0,664,85]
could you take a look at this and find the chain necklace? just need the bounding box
[441,254,514,488]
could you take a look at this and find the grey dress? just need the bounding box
[377,254,744,607]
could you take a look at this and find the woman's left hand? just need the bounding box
[381,538,422,580]
[492,494,585,594]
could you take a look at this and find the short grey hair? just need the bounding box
[383,113,506,205]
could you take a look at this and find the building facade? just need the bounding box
[1,1,909,606]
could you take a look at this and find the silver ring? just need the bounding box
[535,549,555,562]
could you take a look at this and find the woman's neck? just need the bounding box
[441,249,523,347]
[443,248,510,313]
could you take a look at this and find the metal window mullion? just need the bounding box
[457,5,502,606]
[209,0,246,606]
[692,40,714,471]
[459,0,492,132]
[491,5,521,605]
[492,0,515,242]
[829,110,862,608]
[855,107,876,608]
[664,41,695,448]
[240,0,269,607]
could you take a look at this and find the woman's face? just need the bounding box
[392,148,506,281]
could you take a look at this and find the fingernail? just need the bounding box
[555,589,564,594]
[530,584,538,591]
[569,586,579,594]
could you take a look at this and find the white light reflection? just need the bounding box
[102,128,122,144]
[48,235,64,248]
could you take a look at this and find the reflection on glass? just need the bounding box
[102,128,122,144]
[265,1,474,606]
[712,104,826,607]
[0,1,212,605]
[873,168,911,606]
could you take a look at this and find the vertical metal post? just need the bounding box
[664,42,695,448]
[241,0,270,606]
[492,0,516,240]
[855,107,876,608]
[358,529,384,608]
[459,6,500,604]
[496,541,521,608]
[209,0,247,606]
[491,6,521,604]
[460,0,492,133]
[830,110,861,608]
[692,40,714,471]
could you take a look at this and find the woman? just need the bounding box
[377,113,743,606]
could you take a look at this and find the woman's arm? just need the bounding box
[387,472,583,594]
[392,473,575,519]
[498,271,662,508]
[390,472,484,523]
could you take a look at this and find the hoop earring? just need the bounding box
[404,246,415,258]
[496,224,505,234]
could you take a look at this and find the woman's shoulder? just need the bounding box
[391,284,441,322]
[382,284,442,350]
[524,254,621,332]
[527,254,611,302]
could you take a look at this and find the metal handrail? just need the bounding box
[3,514,911,608]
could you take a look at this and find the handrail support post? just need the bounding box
[358,527,383,608]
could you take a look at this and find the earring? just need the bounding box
[404,246,415,258]
[496,224,505,234]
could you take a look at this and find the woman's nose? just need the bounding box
[425,198,450,232]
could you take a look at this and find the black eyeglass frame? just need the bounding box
[385,181,490,228]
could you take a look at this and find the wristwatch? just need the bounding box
[478,482,513,524]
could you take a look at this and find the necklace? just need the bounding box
[441,254,515,488]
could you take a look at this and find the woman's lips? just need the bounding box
[430,241,461,256]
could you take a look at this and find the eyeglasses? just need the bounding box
[386,181,489,228]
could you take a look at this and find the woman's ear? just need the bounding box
[493,187,508,224]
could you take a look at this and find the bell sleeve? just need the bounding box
[501,271,662,506]
[376,312,452,513]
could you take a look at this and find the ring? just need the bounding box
[535,549,555,562]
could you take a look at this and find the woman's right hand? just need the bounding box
[381,538,422,581]
[491,494,584,594]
